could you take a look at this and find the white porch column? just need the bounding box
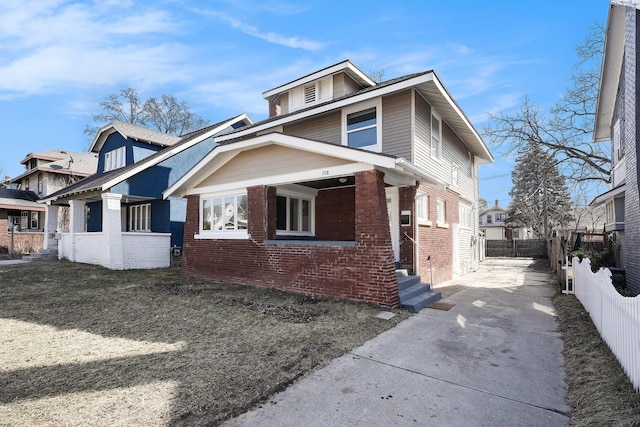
[102,193,124,270]
[43,203,59,250]
[68,199,86,261]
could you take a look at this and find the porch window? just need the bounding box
[276,194,313,235]
[200,193,248,237]
[416,193,430,225]
[130,203,151,232]
[30,212,39,229]
[342,99,382,151]
[431,110,442,160]
[21,211,28,229]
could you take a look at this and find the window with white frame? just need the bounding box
[459,203,471,229]
[343,100,381,151]
[21,211,28,229]
[37,173,43,195]
[276,193,313,235]
[416,193,430,225]
[613,119,623,162]
[201,193,248,235]
[468,152,474,177]
[431,110,442,160]
[130,203,151,232]
[486,214,492,224]
[605,200,614,225]
[451,163,459,187]
[437,198,446,225]
[104,146,126,172]
[30,211,39,229]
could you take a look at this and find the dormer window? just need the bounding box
[104,146,126,172]
[288,76,332,112]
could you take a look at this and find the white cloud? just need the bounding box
[196,9,324,51]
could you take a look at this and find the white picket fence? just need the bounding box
[572,257,640,391]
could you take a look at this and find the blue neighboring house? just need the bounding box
[41,114,252,269]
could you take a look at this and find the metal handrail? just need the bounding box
[403,232,433,285]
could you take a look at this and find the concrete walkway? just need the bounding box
[0,259,28,265]
[224,258,570,426]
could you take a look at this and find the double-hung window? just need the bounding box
[276,192,313,235]
[459,203,471,229]
[130,203,151,232]
[343,99,382,152]
[486,214,492,224]
[437,199,447,226]
[431,110,442,160]
[200,192,248,238]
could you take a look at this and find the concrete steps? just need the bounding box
[397,270,441,313]
[22,248,58,262]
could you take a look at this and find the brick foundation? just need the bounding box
[181,169,399,307]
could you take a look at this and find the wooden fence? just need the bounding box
[485,239,547,258]
[573,257,640,391]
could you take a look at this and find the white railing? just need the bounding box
[573,257,640,391]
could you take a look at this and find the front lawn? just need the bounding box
[0,260,408,426]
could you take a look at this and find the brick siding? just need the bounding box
[181,169,399,307]
[0,210,44,254]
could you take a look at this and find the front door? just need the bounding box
[385,187,400,262]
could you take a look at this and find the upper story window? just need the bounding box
[29,159,38,170]
[486,214,492,224]
[288,76,332,112]
[342,99,382,152]
[200,191,249,239]
[37,173,43,195]
[605,200,614,225]
[431,110,442,160]
[104,146,126,172]
[451,163,459,187]
[613,119,623,162]
[25,178,30,191]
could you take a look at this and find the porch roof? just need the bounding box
[0,189,43,211]
[590,182,626,207]
[164,132,447,199]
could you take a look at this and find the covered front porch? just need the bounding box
[166,132,443,306]
[44,192,171,270]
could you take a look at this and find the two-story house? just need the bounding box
[479,200,509,240]
[591,0,640,294]
[165,60,493,309]
[0,149,97,254]
[40,115,252,269]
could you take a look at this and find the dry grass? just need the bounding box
[0,260,409,426]
[553,292,640,426]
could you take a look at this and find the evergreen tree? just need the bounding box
[507,144,572,238]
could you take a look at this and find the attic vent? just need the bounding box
[304,84,317,104]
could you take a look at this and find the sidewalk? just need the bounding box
[0,259,28,265]
[224,258,569,426]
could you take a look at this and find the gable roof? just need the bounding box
[89,121,183,153]
[164,132,446,199]
[41,114,252,204]
[219,68,493,164]
[594,3,627,141]
[262,60,375,99]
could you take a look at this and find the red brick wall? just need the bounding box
[415,185,459,285]
[315,187,355,241]
[0,210,44,254]
[181,170,399,307]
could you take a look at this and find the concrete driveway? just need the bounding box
[224,258,569,426]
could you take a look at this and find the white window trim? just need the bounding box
[341,98,382,152]
[431,109,442,161]
[129,203,151,232]
[416,192,432,226]
[276,188,315,236]
[197,189,249,239]
[459,202,471,230]
[451,162,459,188]
[436,198,448,228]
[105,146,126,172]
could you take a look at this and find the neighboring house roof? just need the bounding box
[42,114,252,204]
[164,132,447,199]
[89,121,183,153]
[590,182,626,207]
[218,67,494,164]
[0,188,43,211]
[594,3,628,141]
[11,150,98,182]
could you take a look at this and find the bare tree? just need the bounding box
[84,88,209,142]
[368,69,386,83]
[484,23,609,186]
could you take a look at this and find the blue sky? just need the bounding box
[0,0,609,207]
